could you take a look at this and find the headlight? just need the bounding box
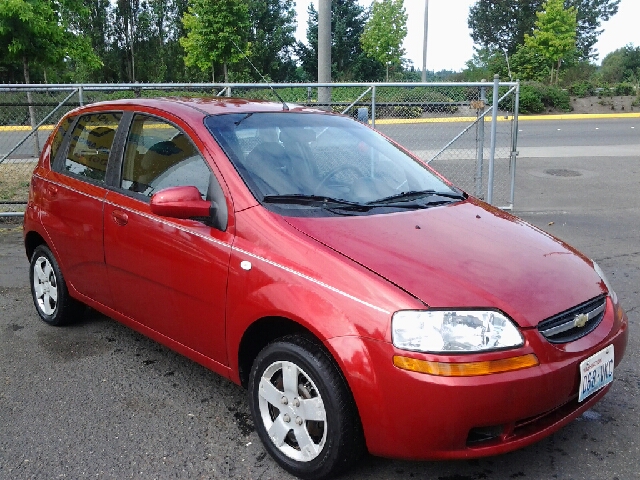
[392,310,524,353]
[593,261,617,303]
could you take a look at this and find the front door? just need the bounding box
[103,114,232,364]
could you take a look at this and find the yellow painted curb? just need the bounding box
[0,125,54,132]
[373,112,640,125]
[518,113,640,121]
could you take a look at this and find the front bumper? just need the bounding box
[328,298,628,460]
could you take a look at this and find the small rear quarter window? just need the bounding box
[63,112,122,183]
[50,116,75,163]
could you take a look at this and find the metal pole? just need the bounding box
[503,48,513,82]
[26,89,40,157]
[421,0,429,82]
[318,0,332,110]
[487,74,499,205]
[475,80,486,198]
[371,86,376,129]
[78,85,84,106]
[509,81,520,208]
[341,86,373,115]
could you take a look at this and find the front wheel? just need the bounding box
[29,245,83,326]
[248,335,364,480]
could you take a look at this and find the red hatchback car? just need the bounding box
[24,98,628,479]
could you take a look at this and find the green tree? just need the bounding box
[0,0,100,83]
[524,0,577,84]
[601,44,640,84]
[511,43,551,82]
[360,0,408,81]
[243,0,297,82]
[297,0,384,81]
[460,47,511,81]
[468,0,620,60]
[180,0,250,82]
[72,0,110,82]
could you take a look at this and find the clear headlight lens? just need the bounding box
[593,261,617,303]
[392,310,524,353]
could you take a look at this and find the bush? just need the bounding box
[614,82,636,96]
[597,86,614,97]
[569,81,596,97]
[540,85,571,111]
[518,85,545,113]
[389,106,423,118]
[512,84,570,113]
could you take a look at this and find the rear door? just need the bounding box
[103,113,232,363]
[41,112,123,306]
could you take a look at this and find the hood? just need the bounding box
[284,200,605,328]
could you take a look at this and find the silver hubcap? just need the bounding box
[258,361,327,462]
[33,256,58,316]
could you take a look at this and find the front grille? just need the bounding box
[537,295,607,343]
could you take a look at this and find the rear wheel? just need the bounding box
[248,335,364,480]
[29,245,83,326]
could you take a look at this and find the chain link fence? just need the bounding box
[0,80,519,214]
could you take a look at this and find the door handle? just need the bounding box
[111,210,129,226]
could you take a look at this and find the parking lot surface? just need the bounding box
[1,121,639,479]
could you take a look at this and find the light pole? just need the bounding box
[318,0,332,109]
[421,0,429,82]
[503,48,513,81]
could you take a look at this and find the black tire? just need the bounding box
[248,335,364,480]
[29,245,83,326]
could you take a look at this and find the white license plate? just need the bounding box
[578,345,614,402]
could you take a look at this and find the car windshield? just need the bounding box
[205,112,463,215]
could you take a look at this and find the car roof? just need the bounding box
[70,97,327,118]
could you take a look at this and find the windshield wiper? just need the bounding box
[262,192,464,213]
[262,194,367,209]
[367,189,465,206]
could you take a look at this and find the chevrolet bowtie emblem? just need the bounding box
[574,313,589,328]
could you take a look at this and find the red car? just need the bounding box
[24,98,628,480]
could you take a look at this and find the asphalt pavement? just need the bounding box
[1,115,639,479]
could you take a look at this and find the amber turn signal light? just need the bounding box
[393,353,539,376]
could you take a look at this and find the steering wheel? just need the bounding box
[313,165,362,195]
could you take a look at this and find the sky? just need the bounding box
[294,0,640,72]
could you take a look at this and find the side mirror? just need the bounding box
[150,186,211,219]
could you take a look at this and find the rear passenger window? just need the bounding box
[120,115,210,198]
[50,116,74,163]
[64,113,121,183]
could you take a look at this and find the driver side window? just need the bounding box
[120,115,211,198]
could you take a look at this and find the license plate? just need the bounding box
[578,345,614,402]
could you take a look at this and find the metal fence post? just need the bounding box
[487,74,500,205]
[26,88,40,157]
[371,85,376,129]
[509,81,520,207]
[79,85,84,106]
[475,80,486,198]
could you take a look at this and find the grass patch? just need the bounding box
[0,162,34,202]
